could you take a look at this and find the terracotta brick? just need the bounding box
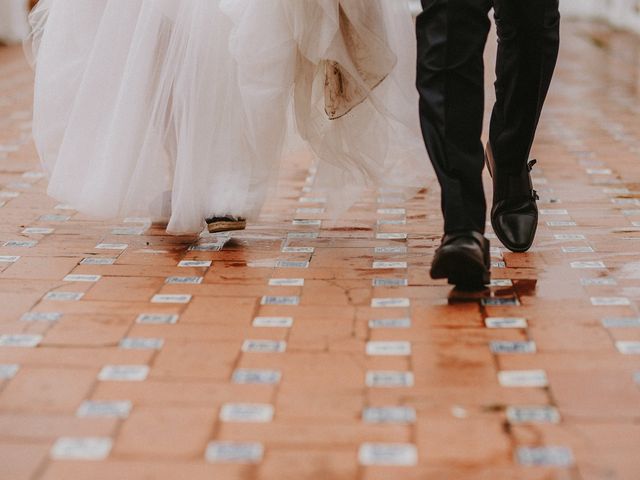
[40,461,254,480]
[0,442,49,480]
[113,407,217,459]
[0,367,97,414]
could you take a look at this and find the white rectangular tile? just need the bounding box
[358,443,418,466]
[136,313,179,325]
[219,403,274,423]
[484,317,528,329]
[498,370,548,387]
[252,317,294,328]
[98,365,149,382]
[151,294,192,304]
[205,442,264,464]
[50,437,113,461]
[366,341,411,356]
[241,340,287,353]
[64,274,101,283]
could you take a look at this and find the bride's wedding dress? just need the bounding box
[0,0,29,44]
[27,0,429,233]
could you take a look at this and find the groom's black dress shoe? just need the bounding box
[430,231,490,290]
[485,144,539,253]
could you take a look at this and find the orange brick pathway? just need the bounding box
[1,21,639,480]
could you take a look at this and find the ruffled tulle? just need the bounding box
[27,0,430,233]
[0,0,29,44]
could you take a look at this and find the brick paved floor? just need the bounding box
[1,21,639,480]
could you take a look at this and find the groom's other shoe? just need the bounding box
[430,231,490,290]
[485,143,539,253]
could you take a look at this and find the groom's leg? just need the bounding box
[489,0,561,172]
[416,0,493,234]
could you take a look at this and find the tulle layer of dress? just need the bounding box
[0,0,29,44]
[27,0,430,233]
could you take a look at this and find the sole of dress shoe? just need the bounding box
[207,219,247,234]
[430,246,490,290]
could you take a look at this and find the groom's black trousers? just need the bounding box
[416,0,560,234]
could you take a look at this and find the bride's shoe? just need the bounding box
[205,216,247,234]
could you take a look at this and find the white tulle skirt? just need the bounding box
[0,0,29,44]
[27,0,430,233]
